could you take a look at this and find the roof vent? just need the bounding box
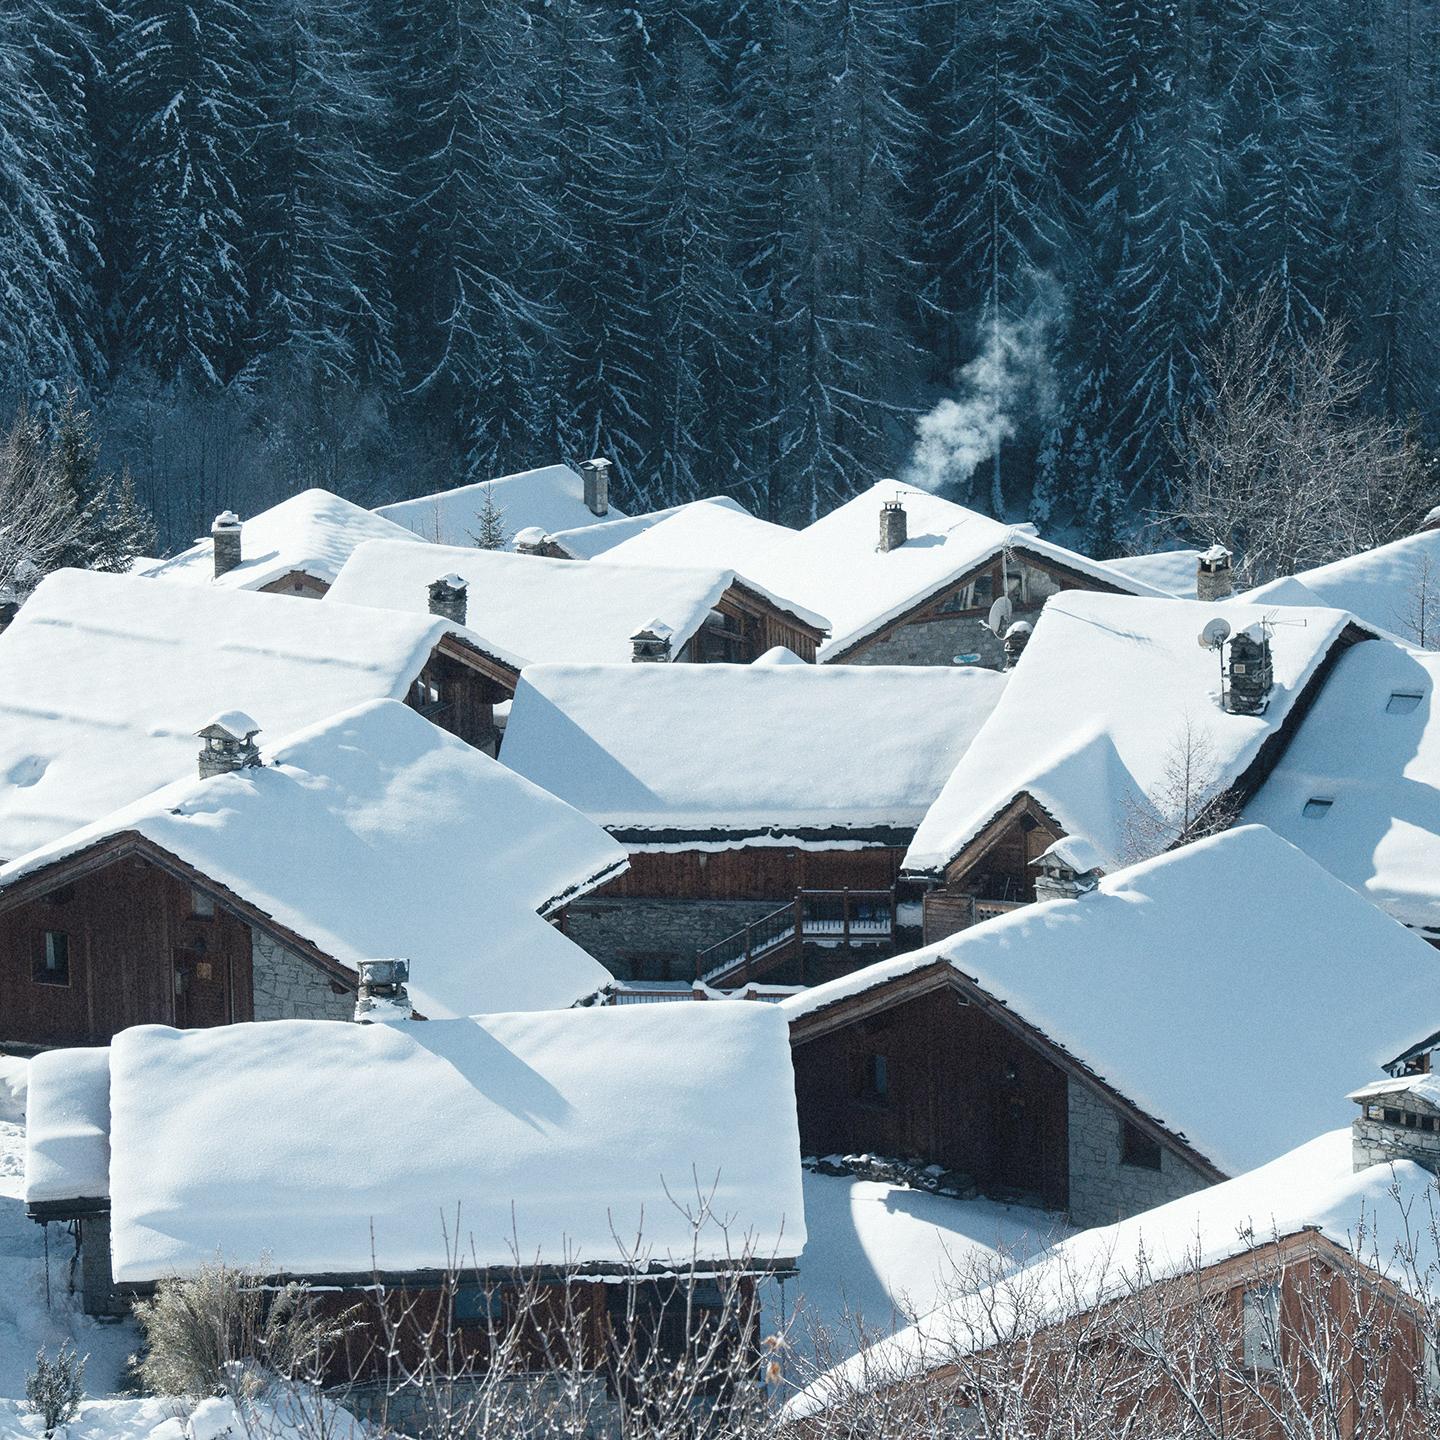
[579,458,611,517]
[1350,1074,1440,1174]
[427,573,468,627]
[1195,544,1233,603]
[196,712,261,780]
[878,494,907,552]
[354,958,413,1023]
[211,511,242,579]
[630,620,673,662]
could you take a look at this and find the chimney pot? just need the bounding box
[196,711,261,780]
[428,574,468,627]
[355,958,413,1023]
[1002,620,1033,669]
[878,494,908,552]
[1196,544,1233,602]
[579,458,611,517]
[212,511,243,579]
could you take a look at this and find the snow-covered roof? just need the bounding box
[140,490,420,592]
[1240,527,1440,645]
[1348,1073,1440,1107]
[0,700,624,1017]
[106,1004,805,1281]
[502,663,1007,844]
[1243,641,1440,937]
[598,497,797,573]
[787,1127,1438,1417]
[374,464,625,550]
[1102,549,1203,599]
[725,483,1169,661]
[786,826,1440,1177]
[546,496,763,561]
[904,592,1365,877]
[325,539,826,666]
[24,1047,110,1207]
[0,569,469,863]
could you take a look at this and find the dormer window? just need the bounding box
[1387,690,1424,715]
[1302,797,1334,819]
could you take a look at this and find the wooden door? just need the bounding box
[172,948,230,1029]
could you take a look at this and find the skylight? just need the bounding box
[1387,691,1424,715]
[1302,797,1334,819]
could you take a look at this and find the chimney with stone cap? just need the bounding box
[1350,1073,1440,1174]
[630,620,673,662]
[878,495,907,552]
[212,511,243,578]
[1033,836,1104,903]
[354,958,413,1023]
[196,712,261,780]
[1196,544,1234,603]
[428,574,468,626]
[579,458,611,517]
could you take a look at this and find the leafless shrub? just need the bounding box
[1120,714,1241,865]
[1161,288,1431,587]
[0,407,81,601]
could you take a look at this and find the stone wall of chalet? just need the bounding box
[251,932,354,1021]
[1067,1080,1212,1227]
[844,613,1015,667]
[562,897,781,981]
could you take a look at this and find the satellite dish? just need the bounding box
[1197,617,1233,651]
[987,596,1014,636]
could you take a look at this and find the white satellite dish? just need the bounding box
[1197,617,1232,651]
[987,596,1013,636]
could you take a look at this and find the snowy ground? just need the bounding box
[0,1111,141,1405]
[764,1170,1066,1367]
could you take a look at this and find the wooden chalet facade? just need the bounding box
[410,630,516,754]
[0,834,357,1049]
[785,958,1222,1226]
[679,579,825,663]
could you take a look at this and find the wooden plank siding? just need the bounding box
[791,983,1071,1211]
[598,847,902,902]
[0,853,253,1047]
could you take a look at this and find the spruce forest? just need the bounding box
[1,0,1436,549]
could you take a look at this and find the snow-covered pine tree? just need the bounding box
[468,483,506,551]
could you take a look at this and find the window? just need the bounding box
[1388,691,1424,715]
[191,887,216,918]
[451,1284,504,1325]
[1423,1332,1440,1399]
[1121,1119,1162,1171]
[33,931,70,986]
[1302,797,1334,819]
[1242,1284,1281,1371]
[865,1053,889,1100]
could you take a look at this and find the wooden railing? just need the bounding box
[696,888,896,987]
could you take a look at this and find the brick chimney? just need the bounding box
[196,712,261,780]
[212,511,243,578]
[354,958,413,1023]
[1196,545,1233,603]
[579,458,611,517]
[1350,1074,1440,1173]
[1224,624,1273,715]
[878,496,908,552]
[1033,836,1103,903]
[428,573,468,626]
[630,620,673,662]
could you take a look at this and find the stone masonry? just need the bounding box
[563,897,783,981]
[79,1212,126,1317]
[251,930,355,1021]
[1352,1111,1440,1172]
[1067,1079,1212,1228]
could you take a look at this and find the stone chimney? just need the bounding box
[630,620,673,662]
[428,573,468,626]
[354,958,413,1023]
[514,526,549,556]
[579,458,611,517]
[1002,620,1033,669]
[196,712,261,780]
[1196,545,1233,603]
[212,511,243,578]
[1350,1074,1440,1173]
[1033,837,1103,903]
[1224,623,1273,716]
[878,496,908,552]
